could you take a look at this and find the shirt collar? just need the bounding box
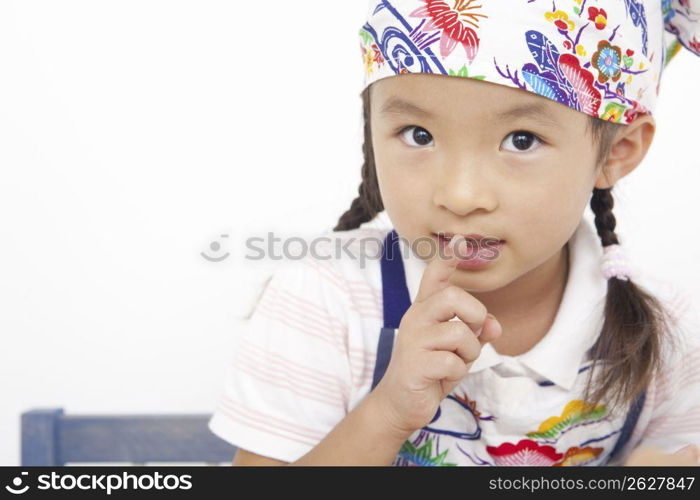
[400,216,608,391]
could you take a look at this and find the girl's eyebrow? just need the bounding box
[379,97,434,118]
[379,97,561,128]
[495,103,562,128]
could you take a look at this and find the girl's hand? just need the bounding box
[623,444,700,466]
[369,235,503,440]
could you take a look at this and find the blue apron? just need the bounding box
[370,228,645,466]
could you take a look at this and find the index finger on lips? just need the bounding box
[418,284,488,329]
[414,235,466,303]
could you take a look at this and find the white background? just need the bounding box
[1,1,698,466]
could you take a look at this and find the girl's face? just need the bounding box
[370,73,604,292]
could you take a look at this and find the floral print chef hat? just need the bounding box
[359,0,700,124]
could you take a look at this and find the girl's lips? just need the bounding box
[432,233,505,269]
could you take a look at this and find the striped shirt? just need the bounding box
[208,213,700,465]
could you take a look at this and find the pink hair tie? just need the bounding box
[601,244,634,282]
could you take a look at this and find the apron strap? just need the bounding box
[380,229,412,330]
[370,229,412,391]
[605,388,647,464]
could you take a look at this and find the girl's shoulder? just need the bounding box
[298,221,391,316]
[316,223,391,262]
[235,217,392,321]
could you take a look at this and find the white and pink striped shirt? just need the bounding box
[208,213,700,465]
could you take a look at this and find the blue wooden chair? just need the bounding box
[21,408,238,466]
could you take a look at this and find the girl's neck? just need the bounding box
[471,242,571,357]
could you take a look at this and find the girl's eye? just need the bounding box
[398,125,434,147]
[501,130,543,153]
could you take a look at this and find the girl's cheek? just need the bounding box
[387,172,430,207]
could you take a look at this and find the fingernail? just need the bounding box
[474,316,488,338]
[444,237,455,257]
[451,236,465,259]
[486,313,502,336]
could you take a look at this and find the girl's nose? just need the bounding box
[432,166,498,216]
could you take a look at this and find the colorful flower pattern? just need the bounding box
[487,439,563,466]
[592,40,622,83]
[526,399,608,440]
[360,0,700,125]
[408,0,488,61]
[392,390,627,467]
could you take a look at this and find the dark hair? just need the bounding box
[335,85,674,414]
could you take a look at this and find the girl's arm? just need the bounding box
[229,391,408,466]
[623,444,699,466]
[232,450,288,466]
[288,389,410,466]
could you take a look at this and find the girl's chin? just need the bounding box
[448,266,508,292]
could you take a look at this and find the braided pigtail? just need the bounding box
[334,87,384,231]
[581,186,673,414]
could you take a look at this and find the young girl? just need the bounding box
[209,0,700,466]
